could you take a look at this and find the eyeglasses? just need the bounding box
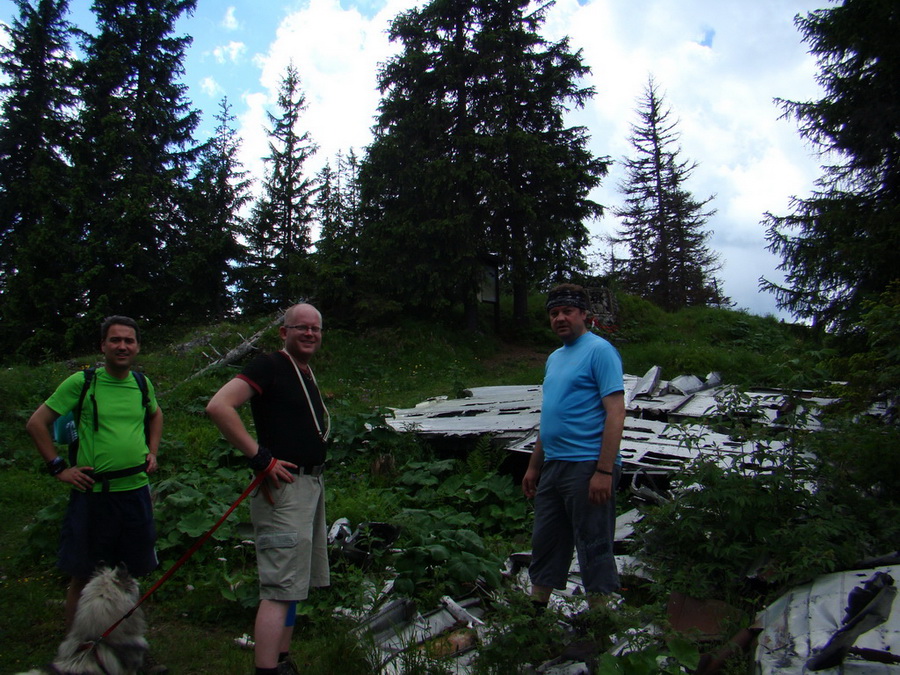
[285,324,323,334]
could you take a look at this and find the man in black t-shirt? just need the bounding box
[207,303,330,675]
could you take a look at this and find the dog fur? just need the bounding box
[18,566,149,675]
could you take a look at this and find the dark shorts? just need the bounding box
[58,486,158,579]
[529,460,620,595]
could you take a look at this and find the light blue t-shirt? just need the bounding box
[540,331,624,463]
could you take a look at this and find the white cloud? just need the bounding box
[200,76,223,97]
[237,91,271,187]
[240,0,409,173]
[543,0,825,317]
[717,243,785,316]
[222,7,240,31]
[213,40,246,64]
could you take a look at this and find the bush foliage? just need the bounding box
[2,296,897,673]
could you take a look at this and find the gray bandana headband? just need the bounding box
[546,289,588,311]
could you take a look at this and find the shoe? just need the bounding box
[277,655,299,675]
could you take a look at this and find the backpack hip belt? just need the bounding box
[83,459,151,493]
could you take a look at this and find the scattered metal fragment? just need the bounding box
[806,571,897,671]
[630,365,662,400]
[755,565,900,674]
[441,595,485,627]
[328,518,401,567]
[666,374,706,396]
[356,594,485,674]
[385,365,845,478]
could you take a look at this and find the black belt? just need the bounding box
[84,460,150,493]
[286,463,325,477]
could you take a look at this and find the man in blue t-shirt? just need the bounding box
[522,284,626,610]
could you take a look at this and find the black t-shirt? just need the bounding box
[238,351,327,466]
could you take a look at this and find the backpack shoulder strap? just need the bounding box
[73,367,96,427]
[69,367,95,465]
[131,370,151,444]
[131,370,149,409]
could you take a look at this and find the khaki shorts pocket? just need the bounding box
[257,532,298,550]
[256,532,299,591]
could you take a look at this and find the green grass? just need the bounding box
[613,294,819,387]
[0,295,824,673]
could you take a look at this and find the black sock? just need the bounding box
[531,599,548,614]
[255,668,278,675]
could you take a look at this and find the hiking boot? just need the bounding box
[277,655,299,675]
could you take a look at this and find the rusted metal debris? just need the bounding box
[755,563,900,674]
[355,595,485,675]
[343,522,900,674]
[666,592,744,641]
[350,505,645,675]
[375,369,898,673]
[387,367,832,435]
[384,366,838,476]
[388,384,543,440]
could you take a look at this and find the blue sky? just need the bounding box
[1,0,828,318]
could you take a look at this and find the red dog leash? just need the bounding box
[97,458,277,641]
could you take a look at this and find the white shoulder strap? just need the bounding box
[281,350,331,441]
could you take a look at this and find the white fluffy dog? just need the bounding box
[19,566,149,675]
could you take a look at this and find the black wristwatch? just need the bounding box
[47,456,68,477]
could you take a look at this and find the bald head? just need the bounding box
[280,303,323,363]
[284,303,322,327]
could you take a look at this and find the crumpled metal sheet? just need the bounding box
[355,594,484,675]
[385,373,812,477]
[754,565,900,674]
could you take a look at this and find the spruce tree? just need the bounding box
[313,150,361,314]
[238,63,318,313]
[358,0,484,322]
[359,0,607,325]
[762,0,900,332]
[615,77,723,311]
[472,0,607,321]
[0,0,79,359]
[70,0,200,339]
[175,98,251,319]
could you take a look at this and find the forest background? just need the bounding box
[4,0,894,360]
[1,0,899,672]
[0,0,831,324]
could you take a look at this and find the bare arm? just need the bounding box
[25,404,95,490]
[522,431,544,498]
[206,379,259,455]
[206,378,296,484]
[588,391,625,505]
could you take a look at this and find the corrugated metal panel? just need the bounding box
[386,370,803,475]
[755,565,900,674]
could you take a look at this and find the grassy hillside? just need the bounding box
[0,296,830,673]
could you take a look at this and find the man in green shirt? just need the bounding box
[26,315,163,628]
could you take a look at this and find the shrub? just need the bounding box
[633,387,897,606]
